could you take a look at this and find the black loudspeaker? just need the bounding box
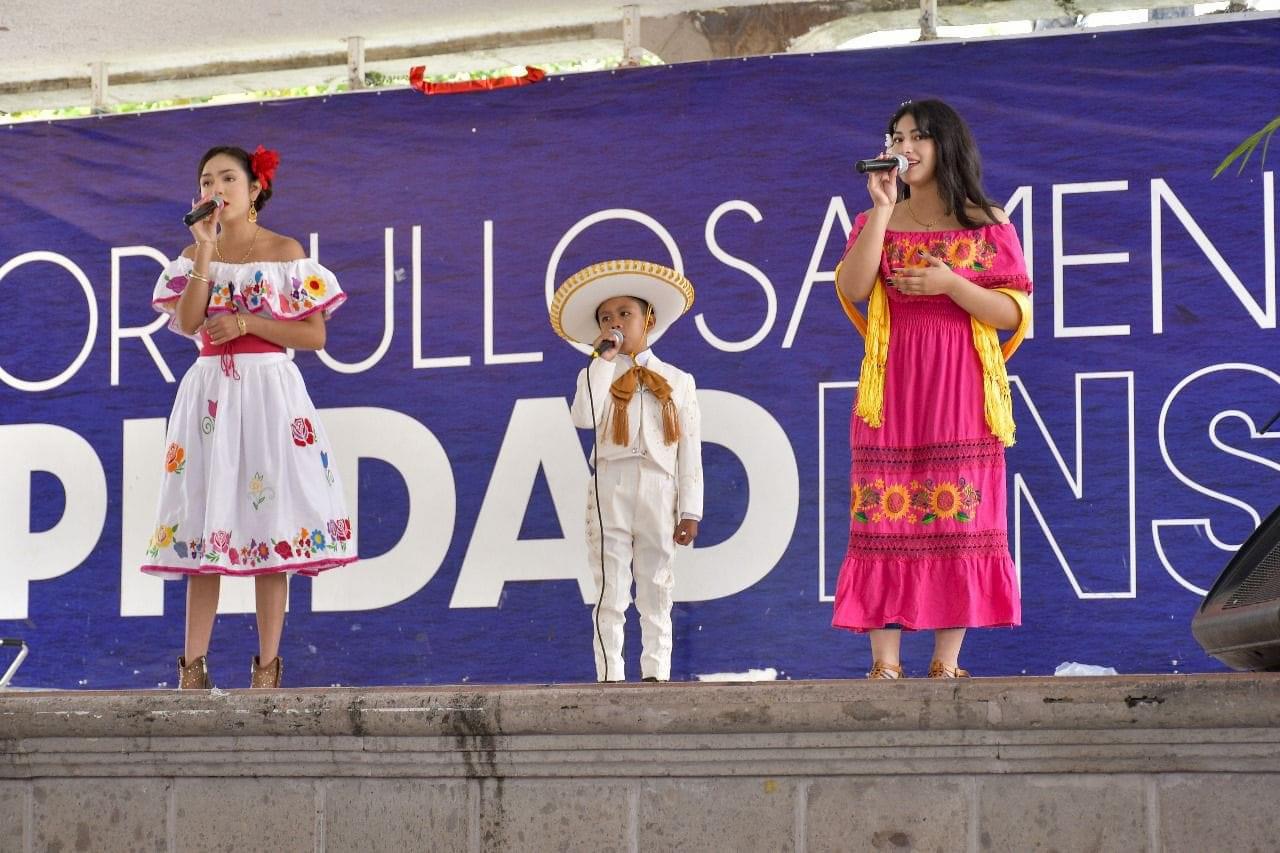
[1192,503,1280,671]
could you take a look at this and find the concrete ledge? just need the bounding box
[3,675,1280,851]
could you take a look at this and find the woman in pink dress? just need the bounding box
[832,99,1032,678]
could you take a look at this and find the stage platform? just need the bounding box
[3,674,1280,851]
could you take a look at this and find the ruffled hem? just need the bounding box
[831,552,1021,632]
[832,615,1020,634]
[141,555,358,579]
[151,257,349,341]
[151,290,348,321]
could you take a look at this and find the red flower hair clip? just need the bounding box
[250,145,280,189]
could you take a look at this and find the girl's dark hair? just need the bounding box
[596,295,651,323]
[889,99,998,229]
[197,146,273,212]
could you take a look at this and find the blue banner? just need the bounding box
[2,17,1278,687]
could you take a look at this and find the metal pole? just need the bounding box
[919,0,938,41]
[89,62,108,114]
[0,639,27,689]
[346,36,366,89]
[622,5,642,66]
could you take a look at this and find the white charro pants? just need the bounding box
[586,456,678,681]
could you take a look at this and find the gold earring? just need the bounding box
[247,200,258,224]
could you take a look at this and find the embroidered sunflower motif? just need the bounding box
[303,275,326,298]
[947,239,977,268]
[929,482,964,520]
[880,484,912,521]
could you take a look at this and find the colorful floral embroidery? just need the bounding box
[320,450,334,485]
[852,478,982,524]
[291,417,316,447]
[303,275,326,298]
[209,280,233,308]
[328,518,353,542]
[249,472,275,510]
[202,399,218,435]
[156,262,344,337]
[275,273,336,314]
[179,537,204,561]
[157,521,351,567]
[205,528,233,562]
[241,270,272,311]
[886,234,997,272]
[146,523,180,559]
[164,442,186,474]
[880,483,912,521]
[285,520,352,560]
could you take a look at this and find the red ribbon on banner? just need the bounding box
[409,66,547,96]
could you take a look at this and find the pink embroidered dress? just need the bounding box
[831,213,1032,632]
[141,258,357,578]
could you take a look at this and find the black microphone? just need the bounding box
[183,195,225,226]
[855,154,909,174]
[591,328,624,359]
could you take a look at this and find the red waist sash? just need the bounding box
[199,331,284,357]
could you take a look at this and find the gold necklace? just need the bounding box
[905,196,939,230]
[216,225,260,264]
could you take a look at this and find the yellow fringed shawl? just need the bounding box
[836,275,1031,448]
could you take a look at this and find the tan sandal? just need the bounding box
[177,655,212,690]
[927,660,971,678]
[250,655,282,688]
[867,661,904,679]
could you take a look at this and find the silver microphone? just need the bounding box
[183,195,225,226]
[591,328,625,358]
[855,154,909,174]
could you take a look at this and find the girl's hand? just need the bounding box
[204,313,245,345]
[866,152,898,210]
[674,518,699,547]
[890,251,959,296]
[187,195,221,248]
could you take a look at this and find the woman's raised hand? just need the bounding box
[865,152,899,210]
[187,195,221,248]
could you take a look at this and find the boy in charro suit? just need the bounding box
[550,261,703,683]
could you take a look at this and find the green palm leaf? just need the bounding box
[1214,116,1280,178]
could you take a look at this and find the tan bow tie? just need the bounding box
[608,364,680,446]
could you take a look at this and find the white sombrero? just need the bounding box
[550,259,695,346]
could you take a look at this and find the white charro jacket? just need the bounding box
[570,350,704,520]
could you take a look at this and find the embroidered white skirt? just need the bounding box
[141,353,357,579]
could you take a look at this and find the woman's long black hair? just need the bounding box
[890,99,998,229]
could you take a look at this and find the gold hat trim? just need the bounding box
[550,259,695,343]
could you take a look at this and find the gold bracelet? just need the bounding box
[187,270,210,284]
[236,316,247,336]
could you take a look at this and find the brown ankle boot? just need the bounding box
[177,655,212,689]
[250,655,282,688]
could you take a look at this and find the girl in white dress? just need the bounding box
[143,145,356,689]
